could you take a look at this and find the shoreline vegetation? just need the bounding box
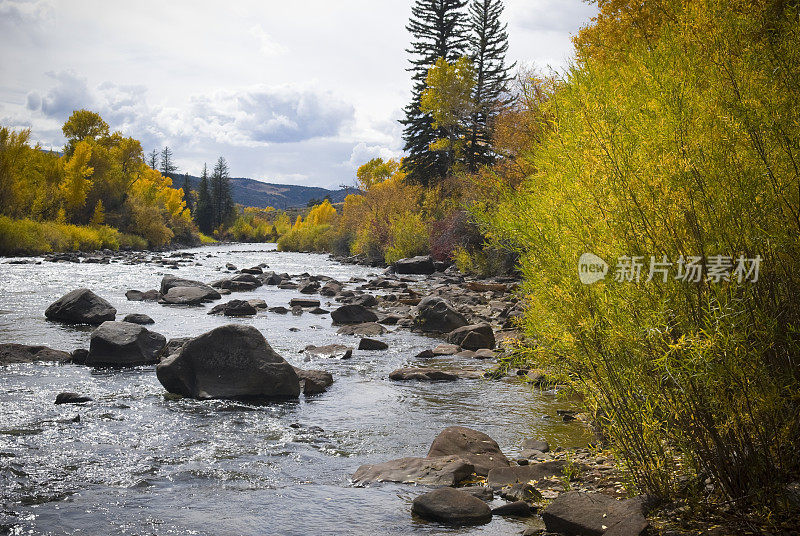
[2,0,799,533]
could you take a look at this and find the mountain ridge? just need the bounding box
[173,174,359,209]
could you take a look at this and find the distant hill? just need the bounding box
[172,174,360,209]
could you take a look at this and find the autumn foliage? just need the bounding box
[0,110,194,253]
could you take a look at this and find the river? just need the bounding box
[0,244,591,535]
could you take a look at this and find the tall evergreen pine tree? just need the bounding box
[195,164,213,234]
[160,146,177,177]
[181,173,194,214]
[401,0,468,186]
[210,157,234,229]
[147,149,159,170]
[466,0,513,171]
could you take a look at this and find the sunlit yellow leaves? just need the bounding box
[59,141,94,217]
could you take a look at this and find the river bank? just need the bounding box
[0,244,661,535]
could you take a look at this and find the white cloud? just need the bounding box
[250,24,288,57]
[0,0,596,188]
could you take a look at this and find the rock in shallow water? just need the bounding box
[293,367,334,395]
[44,288,116,325]
[446,323,496,350]
[331,304,378,325]
[123,313,155,325]
[159,275,220,300]
[414,296,467,333]
[55,392,93,404]
[358,338,388,351]
[0,344,71,365]
[156,324,300,400]
[352,456,475,486]
[427,425,510,476]
[86,321,166,367]
[411,487,492,525]
[388,368,482,382]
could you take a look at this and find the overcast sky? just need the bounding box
[0,0,597,189]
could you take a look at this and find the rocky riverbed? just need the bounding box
[0,244,638,535]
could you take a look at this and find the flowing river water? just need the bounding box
[0,244,591,535]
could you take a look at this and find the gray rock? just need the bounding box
[161,337,192,359]
[487,461,567,489]
[499,482,542,503]
[523,439,550,453]
[432,343,461,356]
[304,344,353,358]
[156,324,300,400]
[414,296,467,333]
[446,323,496,350]
[86,321,166,367]
[125,289,159,301]
[473,349,496,359]
[349,293,378,307]
[269,306,289,314]
[540,492,647,536]
[492,501,533,517]
[411,487,492,525]
[160,286,215,305]
[159,275,220,300]
[319,281,342,296]
[337,322,387,337]
[293,367,334,395]
[394,255,436,275]
[309,307,329,315]
[248,299,268,310]
[208,299,257,317]
[331,304,378,325]
[389,368,481,382]
[353,456,475,486]
[427,426,510,476]
[123,313,155,325]
[289,298,320,308]
[45,288,116,325]
[461,486,494,502]
[298,281,320,294]
[55,392,92,404]
[0,344,71,365]
[358,337,388,350]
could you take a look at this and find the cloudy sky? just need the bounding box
[0,0,597,189]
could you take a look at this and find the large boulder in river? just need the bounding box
[446,323,496,350]
[331,304,378,325]
[86,321,166,367]
[0,344,71,365]
[427,426,510,476]
[156,324,300,400]
[159,275,220,300]
[414,296,467,333]
[44,288,116,325]
[353,456,475,487]
[394,255,436,275]
[411,487,492,525]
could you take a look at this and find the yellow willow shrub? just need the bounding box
[0,215,120,255]
[343,172,424,261]
[384,211,429,264]
[477,0,800,517]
